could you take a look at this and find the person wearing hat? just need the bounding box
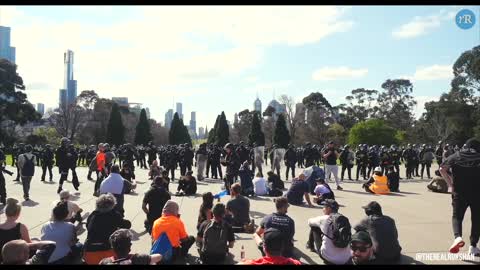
[151,200,195,261]
[221,143,240,195]
[16,144,36,201]
[52,190,83,225]
[238,228,301,265]
[339,144,354,181]
[439,138,480,256]
[362,166,390,195]
[323,141,343,191]
[313,178,335,205]
[176,170,197,196]
[345,230,377,265]
[354,201,402,263]
[307,199,351,265]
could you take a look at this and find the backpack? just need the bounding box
[150,232,173,262]
[201,220,228,256]
[322,213,351,248]
[21,155,35,177]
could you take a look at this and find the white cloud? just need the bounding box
[312,66,368,81]
[392,8,457,39]
[413,65,452,80]
[414,95,438,119]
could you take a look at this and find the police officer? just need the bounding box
[67,143,80,187]
[402,144,416,179]
[356,144,368,181]
[389,145,401,177]
[138,145,147,169]
[184,144,194,173]
[221,143,240,195]
[435,141,444,168]
[413,144,421,177]
[379,146,392,174]
[40,144,54,182]
[297,146,304,168]
[284,144,297,180]
[340,145,354,181]
[303,142,316,167]
[420,144,435,179]
[147,141,157,167]
[56,138,79,194]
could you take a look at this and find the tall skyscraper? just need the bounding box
[165,109,173,129]
[0,26,16,63]
[189,111,196,134]
[58,50,77,107]
[254,95,262,113]
[59,89,67,108]
[198,127,205,139]
[176,102,183,120]
[36,103,45,116]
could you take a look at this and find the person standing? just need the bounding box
[56,138,77,194]
[142,176,171,234]
[94,143,107,196]
[340,145,354,181]
[16,145,36,201]
[323,141,343,190]
[40,144,54,182]
[221,143,240,195]
[67,144,80,190]
[0,148,8,205]
[284,144,297,181]
[439,138,480,256]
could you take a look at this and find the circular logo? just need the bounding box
[455,9,476,30]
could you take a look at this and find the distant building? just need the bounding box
[0,26,16,63]
[295,103,307,124]
[165,109,174,129]
[112,97,129,108]
[36,103,45,116]
[233,113,239,126]
[176,102,183,120]
[59,89,67,108]
[267,99,287,120]
[189,111,196,134]
[254,96,262,113]
[58,50,77,107]
[198,127,205,139]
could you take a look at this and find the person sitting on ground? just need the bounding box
[354,201,402,264]
[238,161,255,197]
[238,228,302,265]
[52,190,83,225]
[197,192,214,230]
[120,162,136,194]
[225,183,254,233]
[0,198,32,263]
[307,199,351,265]
[196,203,235,264]
[151,200,196,262]
[285,173,313,207]
[148,160,161,180]
[345,230,378,265]
[427,170,449,193]
[83,194,131,265]
[386,166,400,192]
[267,171,284,190]
[40,201,83,264]
[312,178,335,205]
[252,172,269,196]
[99,229,162,265]
[176,171,197,196]
[160,170,170,191]
[99,164,136,216]
[1,239,56,265]
[362,167,390,195]
[254,197,295,258]
[142,176,171,235]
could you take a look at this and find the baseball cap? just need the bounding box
[351,230,372,246]
[263,228,285,251]
[374,166,382,173]
[362,201,382,214]
[323,199,339,212]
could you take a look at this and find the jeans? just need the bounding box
[452,192,479,246]
[21,176,32,198]
[325,165,340,186]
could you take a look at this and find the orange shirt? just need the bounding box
[151,215,188,248]
[96,151,106,171]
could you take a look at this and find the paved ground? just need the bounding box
[0,163,478,265]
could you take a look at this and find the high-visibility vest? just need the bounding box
[369,175,390,194]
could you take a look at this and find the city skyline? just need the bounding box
[0,26,15,63]
[1,6,478,130]
[58,49,77,107]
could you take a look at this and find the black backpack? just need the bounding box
[21,155,35,177]
[323,213,351,248]
[201,220,228,256]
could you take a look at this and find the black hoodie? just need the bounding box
[442,148,480,195]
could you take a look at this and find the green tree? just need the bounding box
[326,123,347,146]
[208,115,220,144]
[106,103,125,146]
[348,119,398,146]
[168,113,192,145]
[134,108,153,145]
[376,79,416,131]
[248,111,265,146]
[273,114,290,148]
[215,111,229,147]
[451,45,480,99]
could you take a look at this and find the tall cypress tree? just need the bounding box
[106,103,125,146]
[169,113,192,145]
[134,108,153,145]
[215,111,229,147]
[248,111,265,146]
[208,115,220,144]
[273,113,290,148]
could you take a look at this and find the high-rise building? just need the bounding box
[59,89,67,108]
[189,111,196,134]
[165,109,173,129]
[145,108,150,119]
[61,50,77,106]
[198,127,205,139]
[0,26,16,63]
[36,103,45,116]
[254,94,262,113]
[176,102,183,120]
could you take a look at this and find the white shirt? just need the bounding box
[314,184,331,196]
[253,177,268,195]
[308,214,351,265]
[99,173,125,195]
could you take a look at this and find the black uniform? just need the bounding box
[41,147,54,182]
[56,145,79,193]
[0,149,7,204]
[284,147,297,180]
[402,148,417,179]
[356,149,368,180]
[209,146,223,179]
[339,148,353,180]
[222,150,240,194]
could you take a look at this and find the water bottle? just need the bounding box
[240,245,245,260]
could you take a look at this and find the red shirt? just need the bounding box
[242,256,302,265]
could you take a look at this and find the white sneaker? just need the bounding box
[449,237,465,253]
[468,246,480,256]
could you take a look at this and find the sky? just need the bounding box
[1,5,479,132]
